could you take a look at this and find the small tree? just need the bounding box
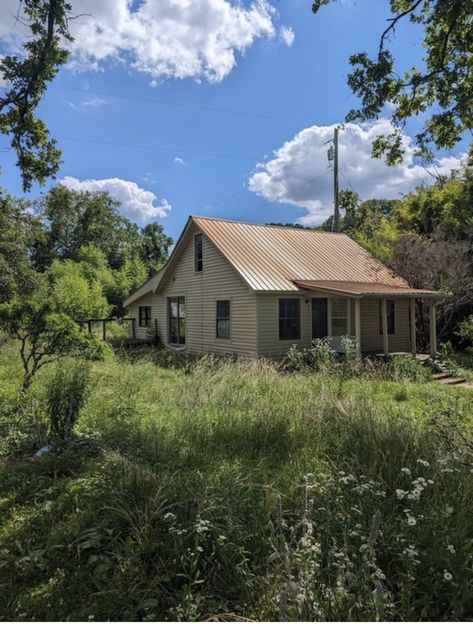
[0,298,104,391]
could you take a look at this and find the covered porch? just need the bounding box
[293,280,441,359]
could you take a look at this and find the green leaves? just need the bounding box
[313,0,473,163]
[0,1,73,191]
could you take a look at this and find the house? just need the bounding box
[123,216,440,358]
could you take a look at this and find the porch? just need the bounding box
[293,280,441,359]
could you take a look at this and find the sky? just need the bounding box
[0,0,468,240]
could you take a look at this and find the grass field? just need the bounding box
[1,340,473,621]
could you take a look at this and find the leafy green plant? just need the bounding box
[46,360,89,440]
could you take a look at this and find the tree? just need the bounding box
[0,190,46,302]
[33,185,141,270]
[312,0,473,163]
[0,298,104,390]
[139,223,173,276]
[0,0,73,191]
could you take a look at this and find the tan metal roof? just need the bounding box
[193,216,410,292]
[293,280,440,299]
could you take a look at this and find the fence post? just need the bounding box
[132,318,136,339]
[88,321,92,334]
[102,320,106,341]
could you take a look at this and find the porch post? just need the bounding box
[327,298,332,337]
[410,299,417,355]
[381,298,389,356]
[429,301,437,357]
[346,298,351,336]
[355,298,361,359]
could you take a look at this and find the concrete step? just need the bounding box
[438,376,468,386]
[433,372,452,380]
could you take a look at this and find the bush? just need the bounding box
[46,361,90,439]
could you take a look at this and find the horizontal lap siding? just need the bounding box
[257,294,411,358]
[129,225,257,356]
[128,293,164,340]
[359,299,410,353]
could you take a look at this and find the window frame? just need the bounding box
[331,298,349,337]
[278,298,301,342]
[138,305,152,328]
[194,233,203,273]
[168,296,186,346]
[216,299,231,340]
[379,299,396,335]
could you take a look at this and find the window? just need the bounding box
[379,300,395,335]
[168,297,186,345]
[216,300,230,339]
[139,305,151,327]
[279,299,301,340]
[331,299,348,336]
[195,233,203,272]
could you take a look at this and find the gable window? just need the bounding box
[168,297,186,345]
[379,300,395,335]
[139,305,151,327]
[279,298,300,341]
[195,233,203,272]
[216,300,230,339]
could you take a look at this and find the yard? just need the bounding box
[1,340,472,621]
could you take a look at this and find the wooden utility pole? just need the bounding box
[333,126,340,232]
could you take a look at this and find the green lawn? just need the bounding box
[1,341,472,621]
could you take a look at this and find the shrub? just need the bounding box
[46,361,90,439]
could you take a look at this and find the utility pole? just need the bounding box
[333,126,340,232]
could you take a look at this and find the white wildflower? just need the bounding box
[417,459,430,467]
[401,467,411,475]
[443,570,453,581]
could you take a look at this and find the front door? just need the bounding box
[312,298,328,339]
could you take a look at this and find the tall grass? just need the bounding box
[0,341,472,620]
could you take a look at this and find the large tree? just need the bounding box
[0,1,73,191]
[312,0,473,164]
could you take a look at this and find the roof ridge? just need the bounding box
[191,214,347,235]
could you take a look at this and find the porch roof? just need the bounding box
[293,280,441,299]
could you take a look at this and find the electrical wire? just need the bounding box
[56,86,277,120]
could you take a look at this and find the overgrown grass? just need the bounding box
[0,340,472,621]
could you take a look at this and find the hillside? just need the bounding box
[1,343,472,621]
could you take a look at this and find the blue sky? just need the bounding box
[0,0,468,240]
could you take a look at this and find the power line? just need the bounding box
[56,86,277,120]
[57,135,257,162]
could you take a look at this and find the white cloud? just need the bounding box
[248,119,466,226]
[279,26,295,47]
[173,156,187,166]
[61,176,171,223]
[0,0,289,83]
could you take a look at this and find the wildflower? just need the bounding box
[395,489,406,499]
[443,571,453,581]
[401,467,411,475]
[447,544,455,554]
[163,512,176,521]
[407,517,417,526]
[417,459,430,467]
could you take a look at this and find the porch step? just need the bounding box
[437,376,468,386]
[432,372,452,380]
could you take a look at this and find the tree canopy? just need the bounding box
[0,0,73,190]
[312,0,473,163]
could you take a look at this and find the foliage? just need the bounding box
[46,360,89,439]
[0,345,472,620]
[312,0,473,163]
[0,190,46,303]
[0,0,73,190]
[0,299,104,390]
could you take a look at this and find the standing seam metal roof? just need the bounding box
[192,216,408,292]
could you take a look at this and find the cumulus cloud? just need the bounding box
[61,176,171,223]
[248,119,466,225]
[0,0,290,83]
